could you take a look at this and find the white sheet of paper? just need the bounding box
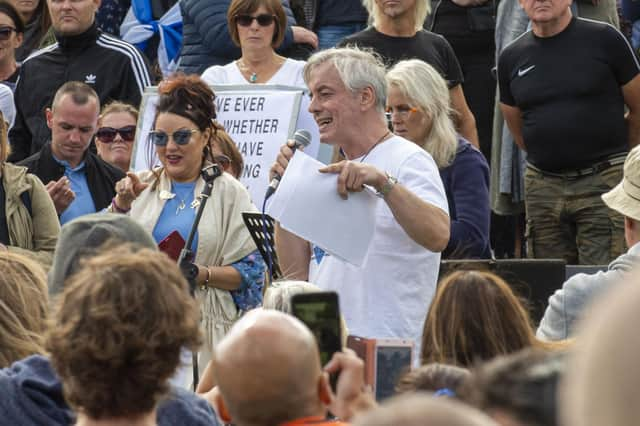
[266,151,377,266]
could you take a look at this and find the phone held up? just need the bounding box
[291,291,342,391]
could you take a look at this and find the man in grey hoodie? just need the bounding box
[537,146,640,341]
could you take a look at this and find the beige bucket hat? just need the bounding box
[603,146,640,221]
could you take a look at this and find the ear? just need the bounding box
[359,86,376,112]
[15,32,23,48]
[45,108,54,130]
[214,391,233,423]
[318,372,333,406]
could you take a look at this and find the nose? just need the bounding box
[308,95,320,114]
[249,17,260,29]
[69,128,82,143]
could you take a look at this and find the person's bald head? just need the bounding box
[213,309,331,426]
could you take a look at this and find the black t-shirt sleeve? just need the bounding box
[497,47,516,106]
[437,35,464,87]
[601,24,640,85]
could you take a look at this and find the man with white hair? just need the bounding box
[271,47,450,356]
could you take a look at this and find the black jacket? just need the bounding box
[18,142,125,212]
[8,23,152,163]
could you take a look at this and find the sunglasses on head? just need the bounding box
[149,129,199,146]
[234,14,276,27]
[95,125,136,143]
[0,26,16,41]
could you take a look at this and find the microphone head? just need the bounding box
[293,129,312,149]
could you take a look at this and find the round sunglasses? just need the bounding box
[149,129,199,146]
[0,26,16,41]
[234,14,276,27]
[95,125,136,143]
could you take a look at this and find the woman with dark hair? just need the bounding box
[0,1,24,89]
[110,74,264,378]
[201,0,306,86]
[421,270,541,367]
[7,0,51,62]
[211,120,244,179]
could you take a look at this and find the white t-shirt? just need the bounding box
[309,136,448,359]
[201,58,306,87]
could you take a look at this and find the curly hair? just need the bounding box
[421,271,538,367]
[46,245,202,420]
[396,363,470,396]
[0,252,48,367]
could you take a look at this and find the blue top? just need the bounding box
[54,158,97,225]
[152,180,199,253]
[439,138,491,259]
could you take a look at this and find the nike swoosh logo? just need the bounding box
[518,65,535,77]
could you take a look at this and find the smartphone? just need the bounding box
[291,291,342,390]
[158,230,186,261]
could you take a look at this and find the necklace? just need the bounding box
[238,59,259,83]
[341,131,391,162]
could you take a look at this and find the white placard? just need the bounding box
[131,85,321,207]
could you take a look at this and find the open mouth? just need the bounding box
[316,117,332,130]
[166,154,182,165]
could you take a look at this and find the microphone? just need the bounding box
[265,129,311,200]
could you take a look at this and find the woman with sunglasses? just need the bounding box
[201,0,306,87]
[0,2,24,90]
[386,59,491,259]
[95,102,138,172]
[110,74,264,377]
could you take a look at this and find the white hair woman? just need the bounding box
[386,59,490,258]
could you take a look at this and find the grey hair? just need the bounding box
[386,59,457,168]
[362,0,430,32]
[303,47,387,114]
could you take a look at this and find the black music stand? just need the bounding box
[242,212,282,279]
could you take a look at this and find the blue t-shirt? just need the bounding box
[55,158,97,225]
[152,181,199,253]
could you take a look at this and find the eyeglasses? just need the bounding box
[214,154,231,168]
[234,14,276,27]
[95,125,136,143]
[385,106,419,119]
[0,26,16,41]
[149,129,199,146]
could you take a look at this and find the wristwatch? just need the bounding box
[377,172,398,198]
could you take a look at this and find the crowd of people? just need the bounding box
[2,0,640,424]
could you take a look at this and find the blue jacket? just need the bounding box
[440,138,491,259]
[178,0,298,75]
[0,355,219,426]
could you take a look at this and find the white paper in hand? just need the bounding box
[266,151,377,266]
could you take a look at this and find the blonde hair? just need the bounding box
[386,59,457,168]
[0,111,8,162]
[0,252,48,367]
[98,101,139,126]
[362,0,430,32]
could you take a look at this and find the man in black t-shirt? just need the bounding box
[498,0,640,264]
[339,0,479,147]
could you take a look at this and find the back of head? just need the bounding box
[46,244,202,420]
[561,268,640,426]
[213,309,325,426]
[352,393,497,426]
[422,271,536,366]
[48,213,158,295]
[361,0,430,32]
[0,252,48,367]
[396,363,470,396]
[463,348,566,426]
[304,47,387,114]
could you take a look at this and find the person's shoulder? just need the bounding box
[89,152,126,179]
[339,26,377,46]
[454,139,488,167]
[500,29,534,57]
[20,42,60,67]
[201,62,233,85]
[17,149,44,169]
[416,29,447,44]
[95,32,148,63]
[158,386,219,426]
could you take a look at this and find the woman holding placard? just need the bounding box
[201,0,306,87]
[109,74,264,376]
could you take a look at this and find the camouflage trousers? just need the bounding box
[524,164,625,265]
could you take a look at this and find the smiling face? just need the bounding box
[154,112,210,183]
[0,12,22,64]
[47,93,99,167]
[386,85,430,145]
[236,4,276,50]
[95,111,136,171]
[307,61,363,148]
[48,0,100,36]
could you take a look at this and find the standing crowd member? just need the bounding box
[8,0,151,162]
[19,82,124,224]
[498,0,640,264]
[272,48,449,357]
[10,0,51,62]
[0,1,24,90]
[110,73,264,379]
[201,0,306,86]
[341,0,479,147]
[179,0,317,76]
[303,0,368,50]
[95,101,138,172]
[46,245,203,426]
[1,108,59,264]
[538,145,640,341]
[386,59,490,258]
